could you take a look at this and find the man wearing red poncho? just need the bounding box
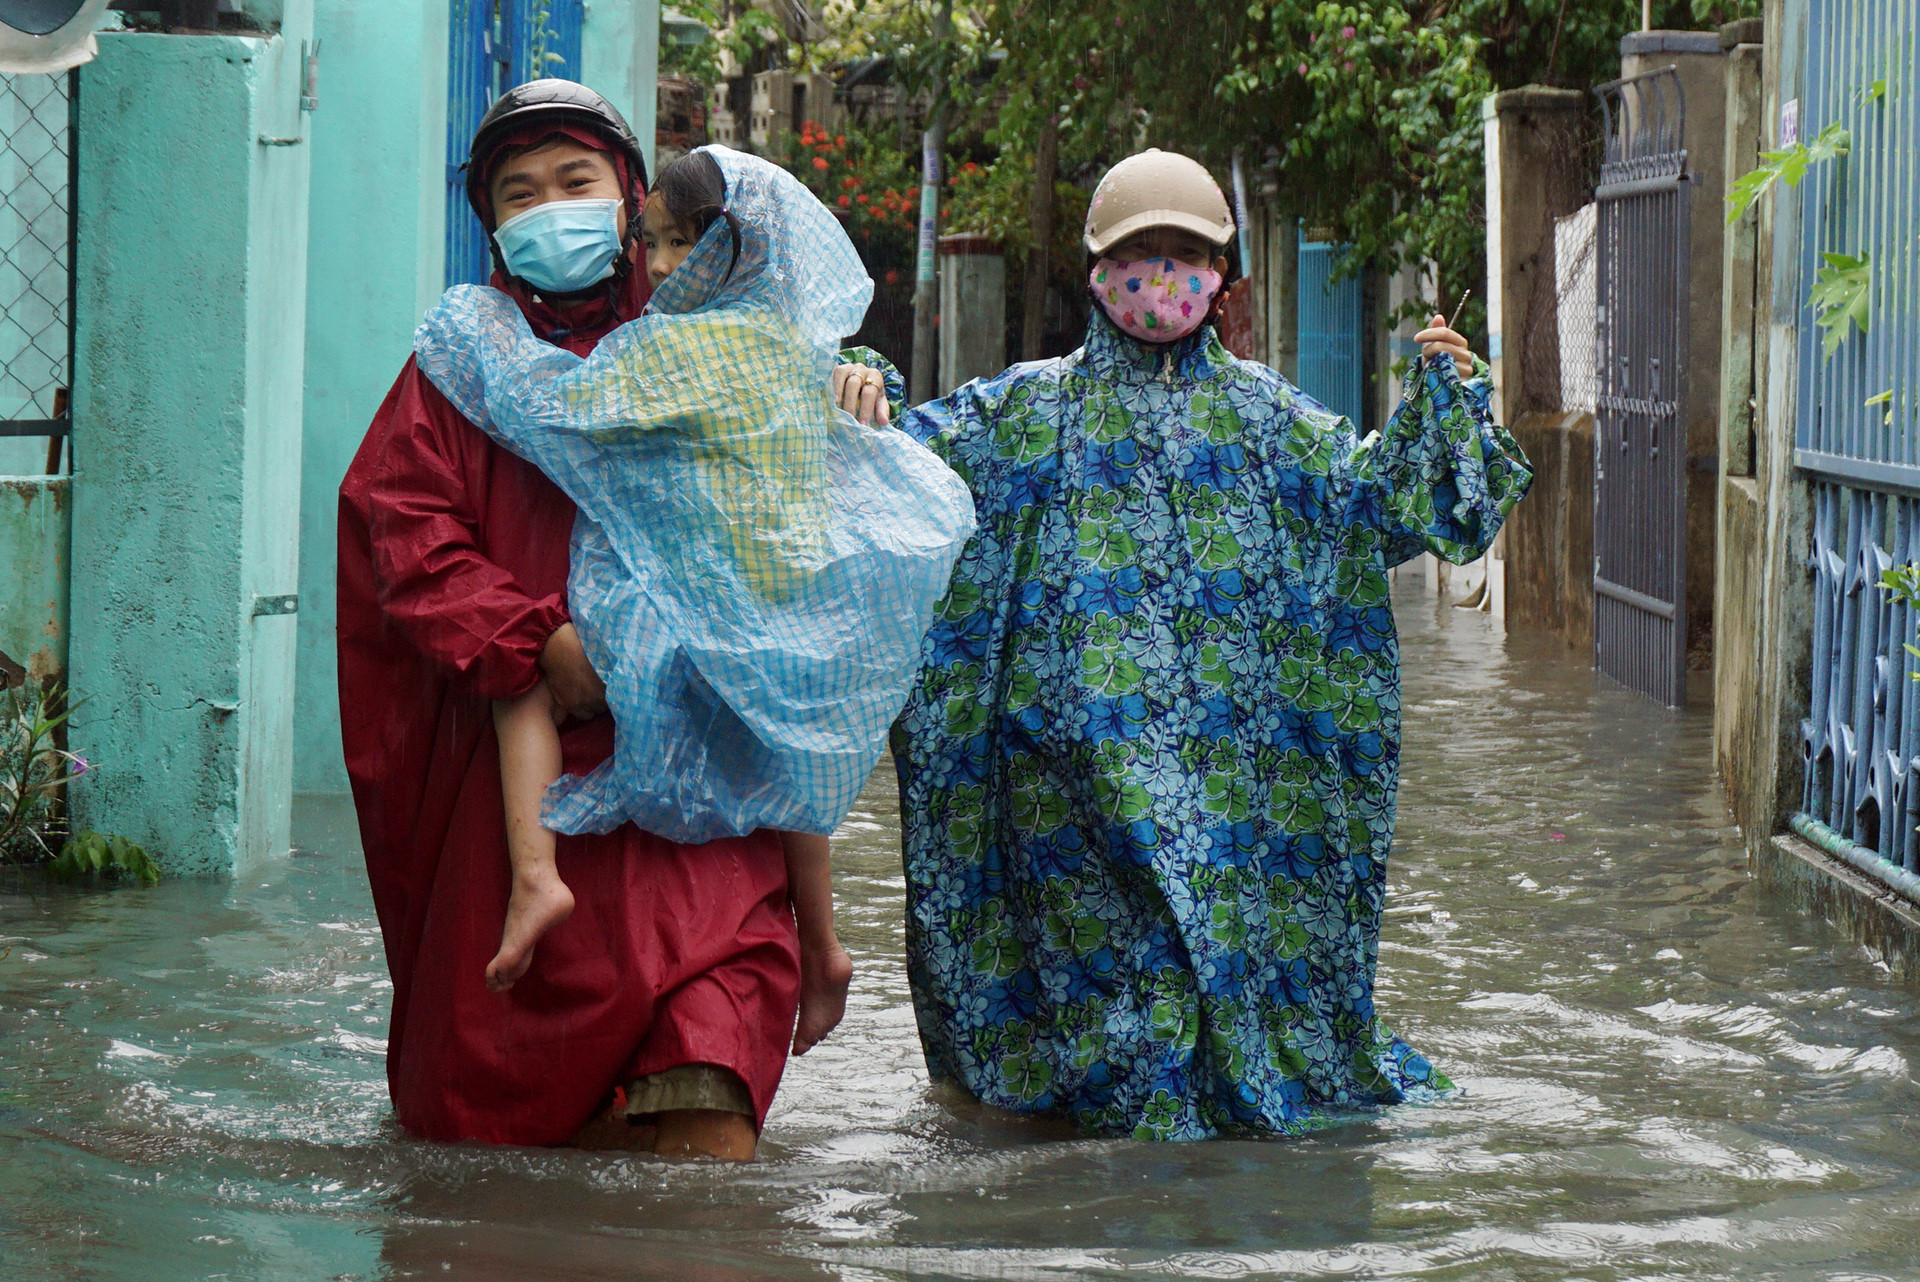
[336,81,882,1158]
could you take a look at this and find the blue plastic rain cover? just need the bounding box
[415,145,975,843]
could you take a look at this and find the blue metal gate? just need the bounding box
[1295,235,1365,428]
[445,0,587,288]
[1792,0,1920,888]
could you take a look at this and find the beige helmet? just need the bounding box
[1083,149,1236,256]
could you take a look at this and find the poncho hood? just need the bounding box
[647,144,872,355]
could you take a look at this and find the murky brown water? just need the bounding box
[3,586,1918,1281]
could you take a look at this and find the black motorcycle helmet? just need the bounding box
[465,79,652,288]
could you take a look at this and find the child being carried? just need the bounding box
[413,146,974,1056]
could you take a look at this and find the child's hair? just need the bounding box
[653,151,742,277]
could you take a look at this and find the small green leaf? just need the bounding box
[1725,123,1852,225]
[1811,251,1871,355]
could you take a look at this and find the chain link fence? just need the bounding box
[0,71,74,475]
[1517,108,1603,420]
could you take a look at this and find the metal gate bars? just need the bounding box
[445,0,587,289]
[1591,68,1691,706]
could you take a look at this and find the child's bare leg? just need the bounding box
[486,680,575,993]
[781,831,852,1055]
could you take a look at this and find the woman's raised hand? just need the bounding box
[1414,313,1475,380]
[832,363,892,426]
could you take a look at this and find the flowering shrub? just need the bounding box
[938,155,1088,271]
[783,119,921,265]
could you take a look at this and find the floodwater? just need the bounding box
[4,586,1919,1282]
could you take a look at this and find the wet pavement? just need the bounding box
[2,585,1918,1281]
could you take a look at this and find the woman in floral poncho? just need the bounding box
[872,150,1531,1140]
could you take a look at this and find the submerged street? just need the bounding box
[3,584,1918,1281]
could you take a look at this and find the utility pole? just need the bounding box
[909,0,953,405]
[1020,112,1058,362]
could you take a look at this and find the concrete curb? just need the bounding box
[1756,833,1920,980]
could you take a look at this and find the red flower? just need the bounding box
[813,156,829,170]
[841,175,860,190]
[962,161,980,173]
[1341,24,1356,38]
[836,134,846,146]
[856,193,870,203]
[884,269,899,285]
[837,194,851,207]
[800,131,816,146]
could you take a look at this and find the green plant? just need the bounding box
[938,154,1088,270]
[0,681,80,862]
[780,118,923,269]
[49,830,160,886]
[1724,121,1852,226]
[0,680,160,884]
[1810,251,1872,356]
[1880,565,1920,679]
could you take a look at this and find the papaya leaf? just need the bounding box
[1811,251,1871,355]
[1725,123,1852,225]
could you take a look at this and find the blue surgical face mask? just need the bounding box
[492,196,624,295]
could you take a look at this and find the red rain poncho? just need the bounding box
[337,155,799,1145]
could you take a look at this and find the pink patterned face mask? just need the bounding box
[1088,256,1223,343]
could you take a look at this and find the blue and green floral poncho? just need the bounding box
[889,309,1531,1140]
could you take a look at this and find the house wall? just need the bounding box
[290,0,450,796]
[67,16,315,875]
[291,0,661,796]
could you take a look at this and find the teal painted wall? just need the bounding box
[291,0,660,795]
[583,0,659,169]
[0,478,68,685]
[68,17,314,876]
[291,0,450,795]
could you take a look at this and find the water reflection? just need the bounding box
[2,587,1918,1280]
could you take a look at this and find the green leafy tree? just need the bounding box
[966,0,1759,331]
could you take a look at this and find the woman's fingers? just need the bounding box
[1414,322,1474,378]
[831,364,891,424]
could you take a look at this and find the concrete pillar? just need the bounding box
[1714,23,1767,808]
[1482,86,1588,431]
[937,234,1005,394]
[1621,31,1732,674]
[69,19,314,876]
[292,0,449,797]
[1263,211,1298,381]
[1243,201,1267,362]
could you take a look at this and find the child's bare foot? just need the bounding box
[791,938,853,1055]
[486,873,575,992]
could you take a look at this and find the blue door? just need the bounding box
[446,0,587,288]
[1295,234,1365,427]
